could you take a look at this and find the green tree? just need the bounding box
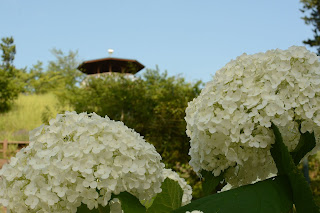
[47,49,84,91]
[301,0,320,54]
[24,61,45,94]
[25,49,85,95]
[0,68,20,112]
[141,69,202,165]
[0,37,21,112]
[0,37,16,68]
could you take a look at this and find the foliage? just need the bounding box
[271,124,318,212]
[25,49,85,94]
[24,61,47,94]
[173,163,203,199]
[162,169,192,205]
[78,178,184,213]
[0,37,23,112]
[61,68,202,167]
[291,127,316,165]
[301,0,320,54]
[47,49,84,91]
[309,154,320,206]
[174,176,293,213]
[77,178,183,213]
[113,192,147,213]
[0,37,15,68]
[200,170,224,196]
[0,67,20,112]
[147,178,183,213]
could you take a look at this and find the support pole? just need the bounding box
[3,139,7,159]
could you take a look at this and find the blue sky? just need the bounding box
[0,0,315,82]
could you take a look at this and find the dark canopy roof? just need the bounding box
[77,57,145,75]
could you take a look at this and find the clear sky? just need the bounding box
[0,0,315,83]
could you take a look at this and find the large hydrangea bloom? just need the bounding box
[0,112,164,212]
[185,46,320,187]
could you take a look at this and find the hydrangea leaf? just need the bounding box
[163,168,193,206]
[290,129,316,165]
[147,178,183,213]
[76,203,110,213]
[201,170,224,196]
[113,191,146,213]
[173,176,293,213]
[271,123,319,213]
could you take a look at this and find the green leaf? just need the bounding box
[76,203,110,213]
[113,191,146,213]
[271,123,319,213]
[147,178,183,213]
[270,124,290,176]
[290,129,316,165]
[173,175,293,213]
[201,170,224,196]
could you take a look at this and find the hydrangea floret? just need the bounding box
[0,112,164,212]
[109,198,123,213]
[185,46,320,187]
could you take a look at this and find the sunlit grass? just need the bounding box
[0,93,72,141]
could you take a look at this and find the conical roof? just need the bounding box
[78,57,144,75]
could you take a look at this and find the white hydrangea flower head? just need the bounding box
[186,210,204,213]
[163,168,192,206]
[0,111,164,213]
[185,46,320,187]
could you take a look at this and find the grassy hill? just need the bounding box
[0,93,72,141]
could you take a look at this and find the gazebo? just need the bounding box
[77,57,145,76]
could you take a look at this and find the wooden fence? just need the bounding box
[0,140,29,167]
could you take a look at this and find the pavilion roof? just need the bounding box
[78,57,145,75]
